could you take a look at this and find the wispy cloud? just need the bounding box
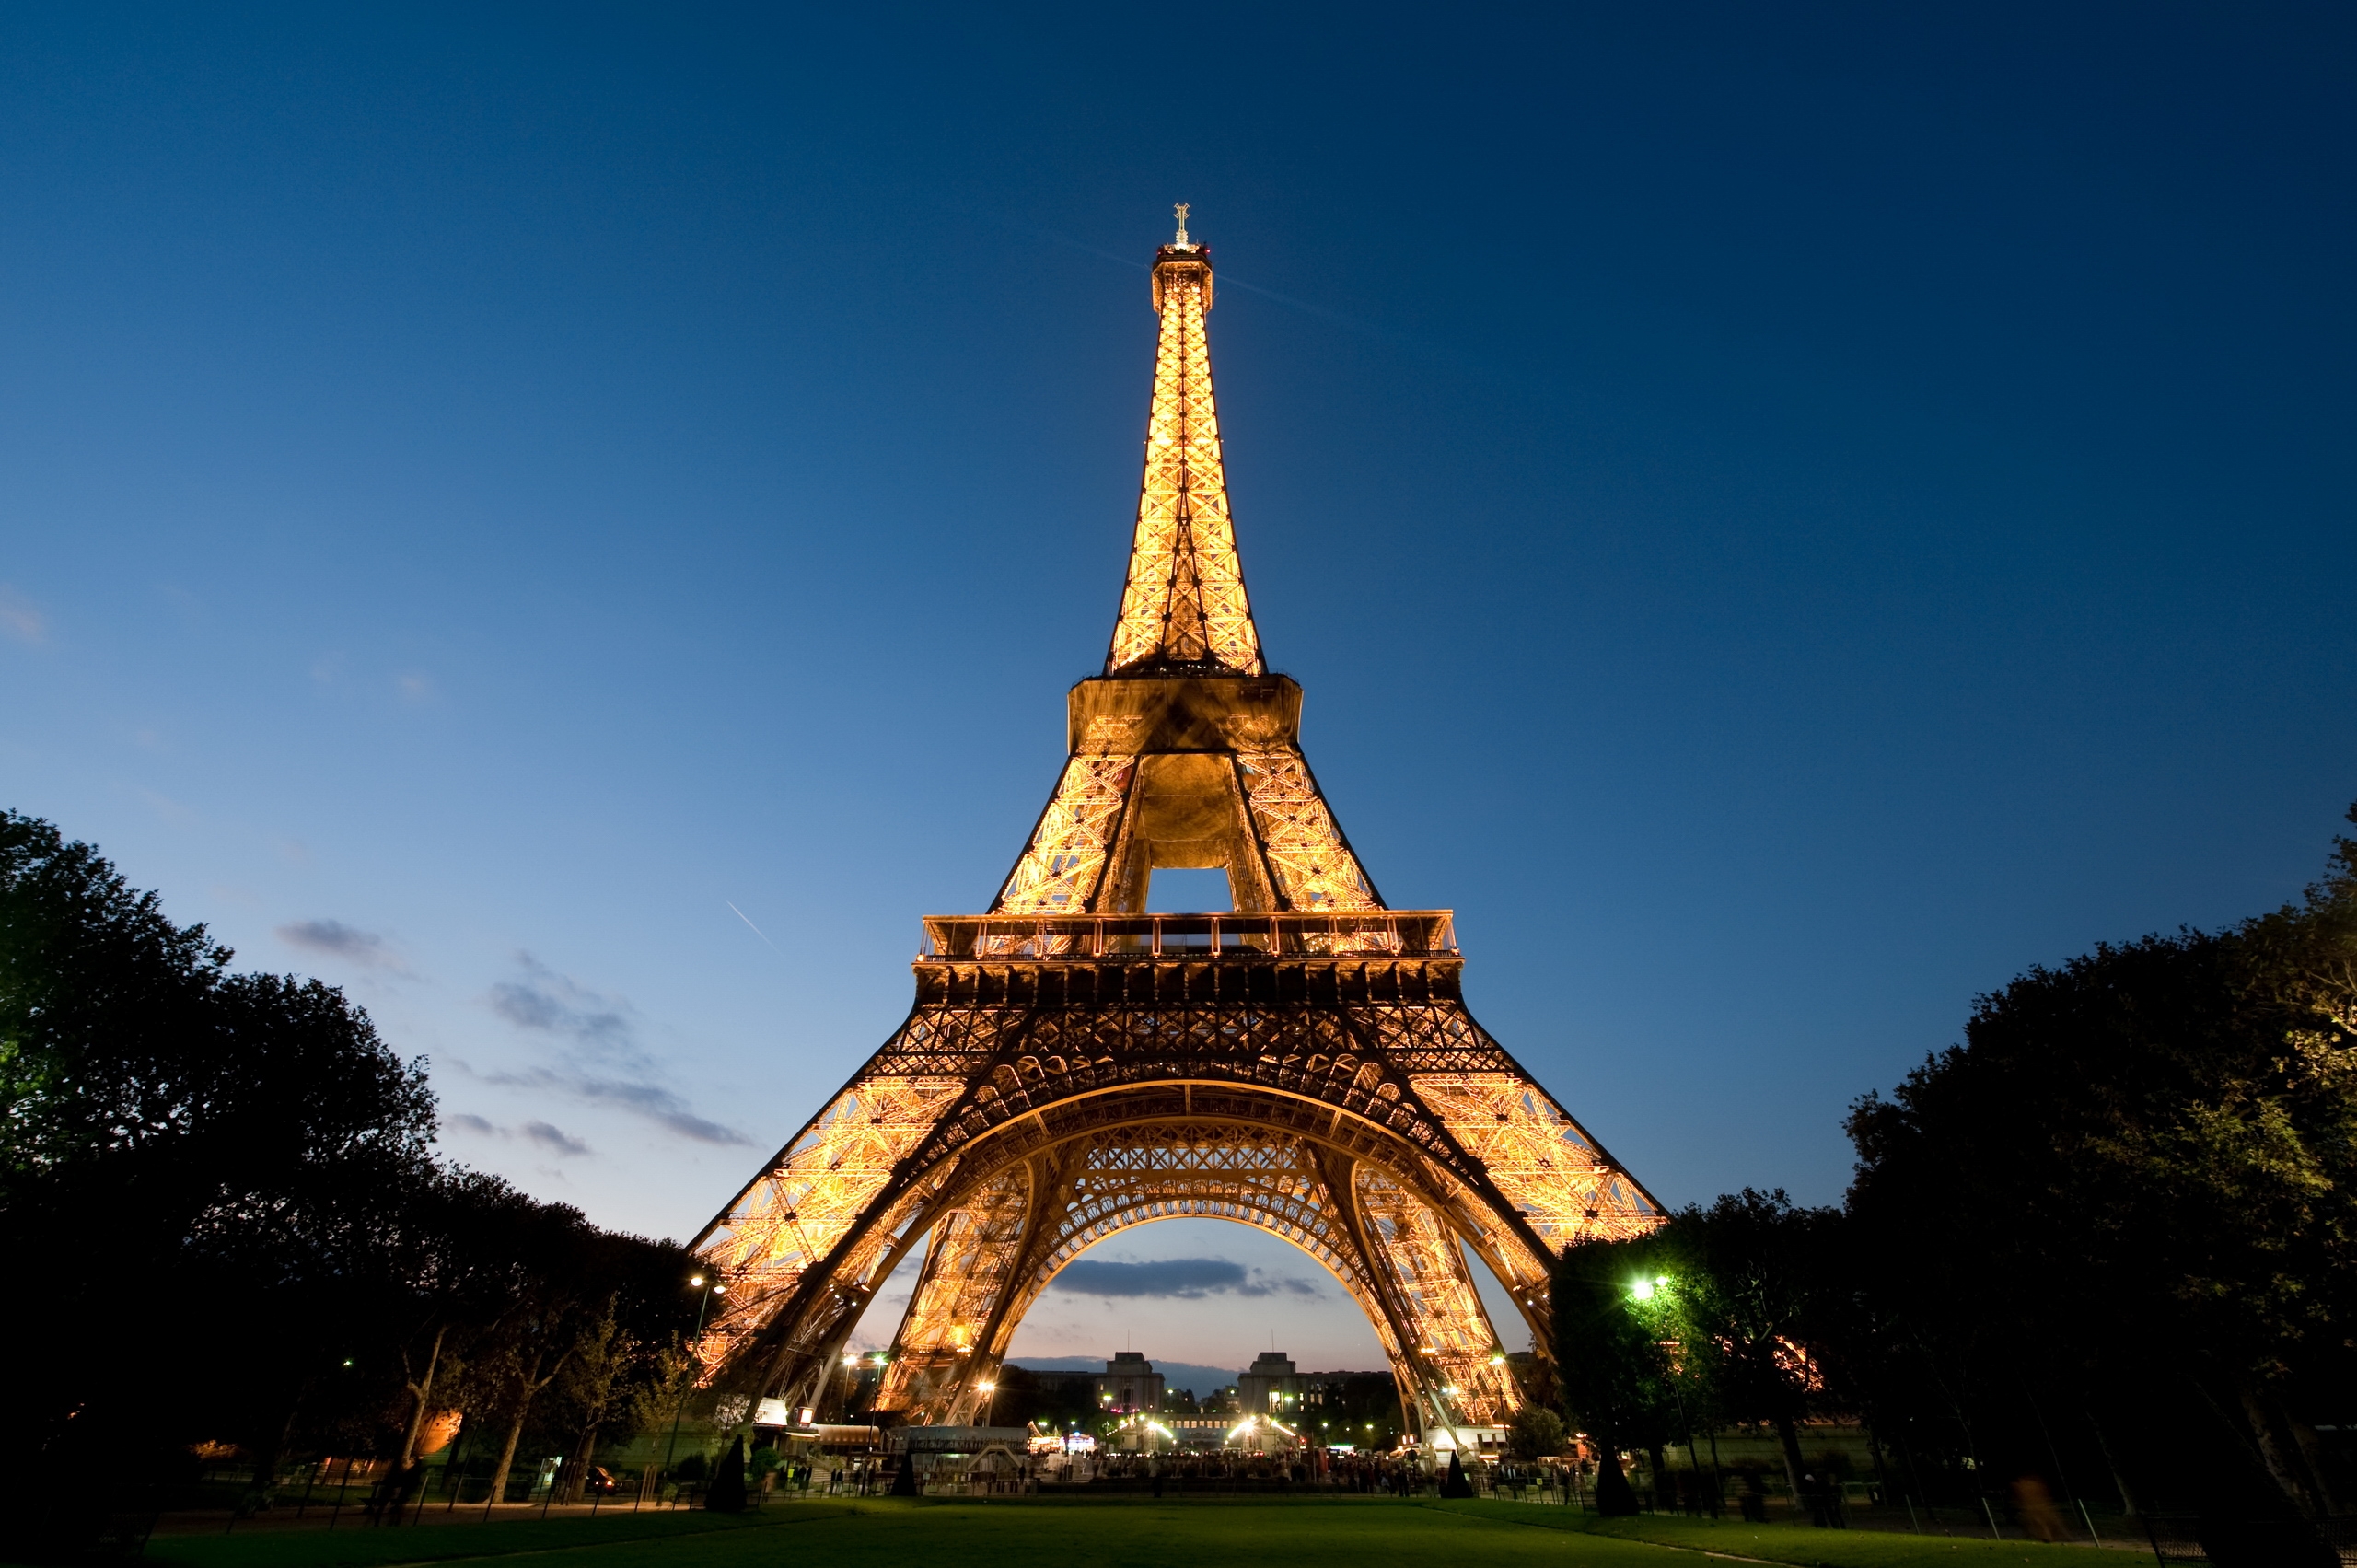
[478,954,751,1145]
[1048,1258,1321,1300]
[0,587,48,645]
[520,1119,591,1156]
[442,1112,594,1158]
[488,953,638,1052]
[474,1065,751,1145]
[278,917,410,973]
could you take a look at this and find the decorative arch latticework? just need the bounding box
[872,1123,1419,1426]
[691,978,1662,1438]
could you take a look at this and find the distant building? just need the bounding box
[1160,1413,1299,1453]
[1094,1351,1165,1414]
[1237,1350,1306,1418]
[1299,1370,1403,1442]
[1162,1416,1235,1451]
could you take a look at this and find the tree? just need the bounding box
[1551,1231,1681,1515]
[631,1333,702,1473]
[0,810,702,1551]
[380,1168,582,1469]
[1665,1191,1842,1503]
[0,810,438,1510]
[1846,805,2357,1527]
[1505,1405,1566,1461]
[706,1435,748,1513]
[172,972,447,1494]
[456,1194,599,1503]
[553,1298,637,1502]
[483,1334,570,1505]
[1557,1193,1852,1521]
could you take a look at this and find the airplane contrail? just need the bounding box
[726,901,780,952]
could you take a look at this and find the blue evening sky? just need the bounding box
[3,5,2351,1369]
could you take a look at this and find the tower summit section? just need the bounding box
[691,213,1662,1440]
[994,217,1376,918]
[1106,202,1259,677]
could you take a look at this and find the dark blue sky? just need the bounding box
[3,5,2351,1364]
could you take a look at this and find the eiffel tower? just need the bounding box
[693,209,1661,1437]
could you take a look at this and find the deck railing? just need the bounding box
[919,911,1457,961]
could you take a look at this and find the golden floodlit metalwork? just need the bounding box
[691,210,1662,1439]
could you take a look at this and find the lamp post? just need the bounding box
[1627,1272,1706,1513]
[659,1274,723,1494]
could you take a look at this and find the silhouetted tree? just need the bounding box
[1,809,439,1538]
[1551,1230,1680,1514]
[1847,805,2357,1530]
[706,1435,748,1512]
[0,810,700,1551]
[1506,1405,1566,1461]
[1664,1191,1842,1500]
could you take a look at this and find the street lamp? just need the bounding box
[660,1273,724,1487]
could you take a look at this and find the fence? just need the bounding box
[115,1451,722,1545]
[2138,1515,2357,1566]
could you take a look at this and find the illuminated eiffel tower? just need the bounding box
[693,208,1661,1436]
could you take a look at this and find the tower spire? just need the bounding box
[1105,214,1263,676]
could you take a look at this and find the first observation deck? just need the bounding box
[920,910,1457,961]
[913,912,1463,1007]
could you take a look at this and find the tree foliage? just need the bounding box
[1543,806,2357,1534]
[1504,1404,1566,1461]
[1551,1226,1679,1513]
[1845,808,2357,1521]
[1553,1191,1840,1506]
[0,810,701,1550]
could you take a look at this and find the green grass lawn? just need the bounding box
[134,1497,2140,1568]
[1434,1501,2135,1565]
[137,1508,816,1568]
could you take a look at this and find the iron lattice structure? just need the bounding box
[693,215,1661,1437]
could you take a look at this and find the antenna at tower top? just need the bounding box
[1173,202,1190,244]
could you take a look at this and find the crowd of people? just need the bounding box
[804,1444,1585,1499]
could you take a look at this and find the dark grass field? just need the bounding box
[129,1497,2135,1568]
